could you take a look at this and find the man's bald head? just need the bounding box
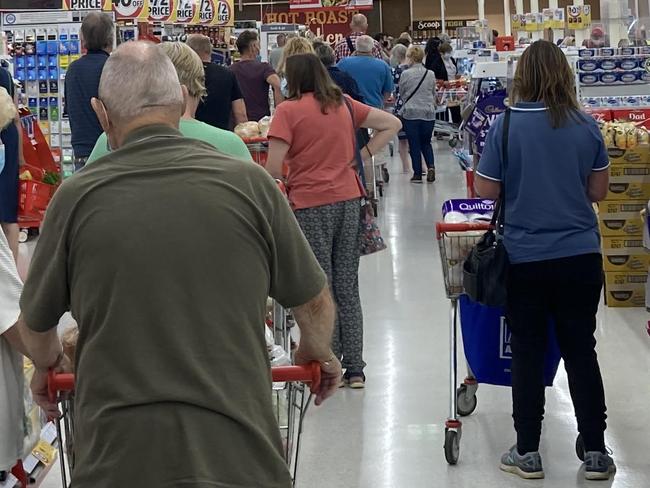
[350,14,368,33]
[97,41,183,124]
[80,11,114,52]
[92,42,184,149]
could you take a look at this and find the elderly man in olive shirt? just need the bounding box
[16,42,341,488]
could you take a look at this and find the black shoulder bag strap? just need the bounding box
[346,36,355,55]
[401,69,429,109]
[492,108,511,234]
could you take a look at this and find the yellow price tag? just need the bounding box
[33,440,58,466]
[511,14,524,31]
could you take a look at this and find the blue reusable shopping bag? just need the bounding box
[459,295,562,387]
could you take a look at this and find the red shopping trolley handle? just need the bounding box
[47,364,322,401]
[48,370,75,403]
[436,222,492,239]
[240,136,268,144]
[272,363,321,393]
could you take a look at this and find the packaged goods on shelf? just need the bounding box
[608,145,650,164]
[602,249,650,272]
[577,46,650,87]
[605,165,650,200]
[604,271,648,307]
[611,109,650,130]
[598,208,645,237]
[602,235,646,252]
[600,121,650,149]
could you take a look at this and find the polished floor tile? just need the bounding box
[39,142,650,488]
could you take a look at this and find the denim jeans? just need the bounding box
[506,253,607,453]
[402,118,435,175]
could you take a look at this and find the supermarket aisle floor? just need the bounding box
[38,142,650,488]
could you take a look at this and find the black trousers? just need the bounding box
[506,253,607,453]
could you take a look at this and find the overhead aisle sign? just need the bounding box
[289,0,372,11]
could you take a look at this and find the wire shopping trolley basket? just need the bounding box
[47,364,322,487]
[241,136,268,166]
[435,221,490,465]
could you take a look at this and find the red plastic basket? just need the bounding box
[19,180,55,214]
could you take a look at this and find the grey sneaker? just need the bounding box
[584,451,616,480]
[500,445,545,479]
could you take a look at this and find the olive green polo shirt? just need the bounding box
[20,124,327,488]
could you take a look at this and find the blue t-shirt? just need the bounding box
[337,56,393,109]
[64,50,109,158]
[476,102,610,264]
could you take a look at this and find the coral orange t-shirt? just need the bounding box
[268,93,371,210]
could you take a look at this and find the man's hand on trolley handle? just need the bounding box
[11,314,72,418]
[292,285,342,406]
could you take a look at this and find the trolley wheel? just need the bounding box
[456,384,478,417]
[449,137,459,148]
[18,229,29,243]
[576,434,585,462]
[444,428,460,465]
[382,167,390,184]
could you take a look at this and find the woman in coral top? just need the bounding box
[267,53,400,388]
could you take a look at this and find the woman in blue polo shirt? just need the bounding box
[475,40,614,481]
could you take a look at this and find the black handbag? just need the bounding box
[462,109,511,307]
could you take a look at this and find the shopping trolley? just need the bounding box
[435,221,491,465]
[47,364,322,487]
[242,136,268,166]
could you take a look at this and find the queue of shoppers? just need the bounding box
[1,13,622,487]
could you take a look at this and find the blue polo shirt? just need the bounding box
[476,102,610,264]
[64,50,109,158]
[337,56,393,109]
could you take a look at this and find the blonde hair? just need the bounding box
[157,42,206,99]
[186,33,212,58]
[406,45,425,64]
[277,37,314,76]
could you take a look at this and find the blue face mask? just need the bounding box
[0,144,5,175]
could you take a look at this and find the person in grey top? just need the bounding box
[399,45,437,183]
[268,34,286,70]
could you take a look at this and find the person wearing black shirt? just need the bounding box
[424,37,446,81]
[64,12,113,171]
[186,34,247,130]
[313,42,364,103]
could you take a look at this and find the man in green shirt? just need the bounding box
[17,42,341,488]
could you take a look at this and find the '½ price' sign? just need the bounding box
[148,0,174,21]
